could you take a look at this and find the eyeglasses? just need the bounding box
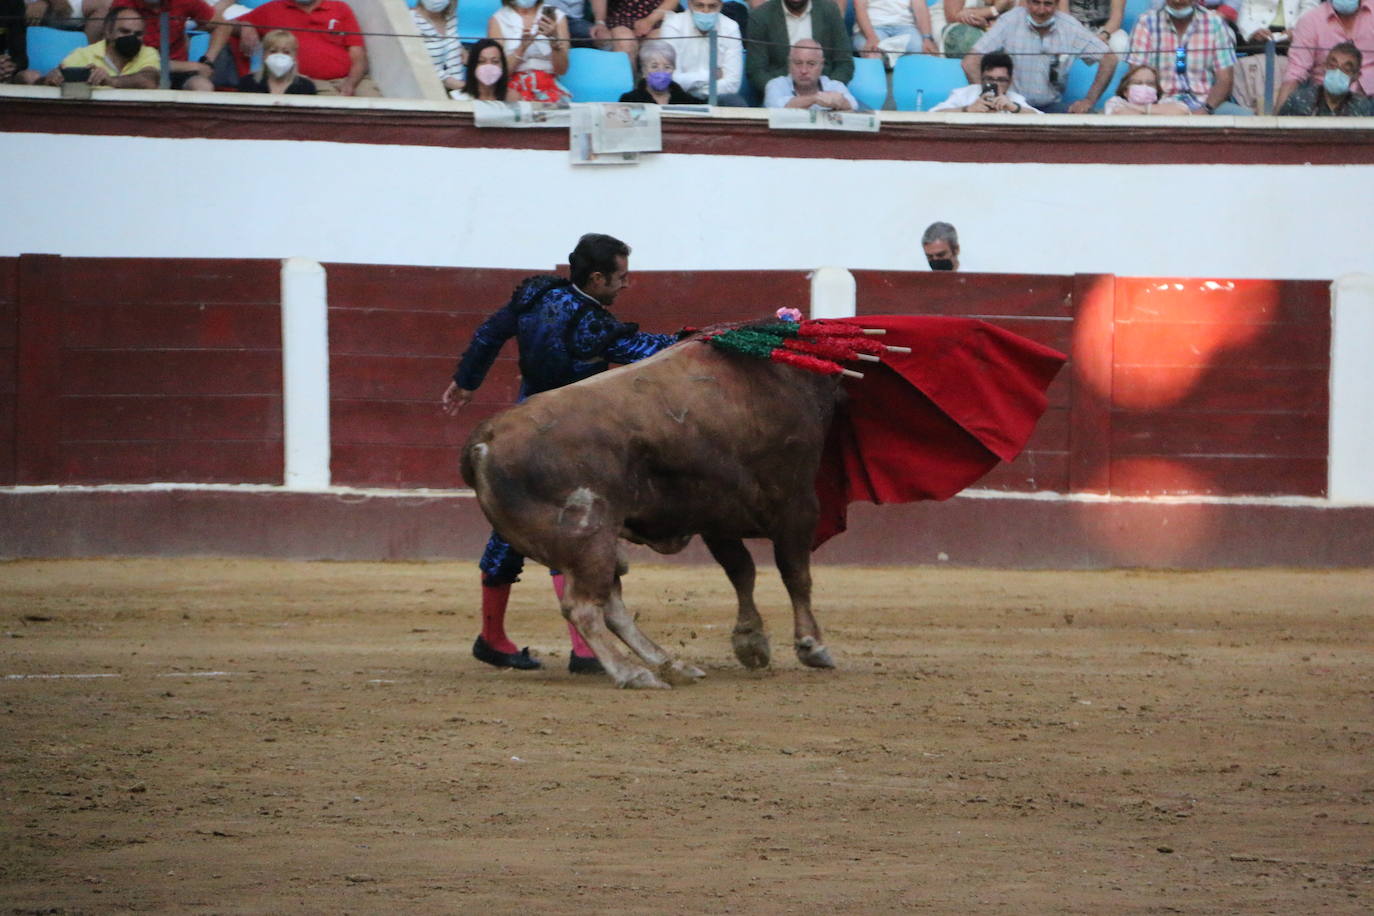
[1174,46,1187,76]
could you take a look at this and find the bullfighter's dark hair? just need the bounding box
[981,51,1014,77]
[569,234,631,288]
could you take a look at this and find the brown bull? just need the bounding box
[461,335,839,689]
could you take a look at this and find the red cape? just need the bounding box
[813,316,1067,548]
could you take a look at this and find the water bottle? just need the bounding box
[916,88,924,111]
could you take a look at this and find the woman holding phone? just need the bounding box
[489,0,571,103]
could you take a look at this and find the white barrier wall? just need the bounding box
[4,131,1374,281]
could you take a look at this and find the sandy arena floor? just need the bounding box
[1,558,1371,914]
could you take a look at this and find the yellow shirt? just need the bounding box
[60,40,161,77]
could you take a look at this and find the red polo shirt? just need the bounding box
[113,0,215,61]
[241,0,363,80]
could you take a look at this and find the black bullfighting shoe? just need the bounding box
[472,635,543,670]
[568,653,605,675]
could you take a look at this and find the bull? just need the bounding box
[461,316,1064,688]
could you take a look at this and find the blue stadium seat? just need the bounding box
[186,30,210,63]
[561,47,634,102]
[458,0,504,42]
[891,54,966,111]
[847,56,888,111]
[25,26,88,75]
[1121,0,1153,34]
[1063,58,1128,111]
[234,0,274,7]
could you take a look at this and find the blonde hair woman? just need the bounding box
[238,29,317,95]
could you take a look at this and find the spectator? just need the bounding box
[659,0,746,105]
[746,0,853,96]
[546,0,594,46]
[205,0,380,96]
[413,0,463,97]
[1058,0,1129,52]
[942,0,1013,58]
[1103,61,1193,110]
[619,36,697,100]
[1127,0,1252,114]
[490,0,570,103]
[40,6,158,87]
[921,221,960,270]
[852,0,940,59]
[1277,39,1374,111]
[964,0,1116,111]
[1232,0,1321,111]
[763,36,858,107]
[455,37,508,100]
[237,27,315,92]
[590,0,678,69]
[112,0,223,91]
[25,0,111,42]
[1277,0,1374,109]
[932,48,1041,108]
[2,0,28,82]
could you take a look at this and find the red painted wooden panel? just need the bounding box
[16,255,64,484]
[60,258,279,305]
[330,354,521,403]
[333,399,474,447]
[1110,456,1326,497]
[62,303,281,350]
[62,350,282,396]
[1114,322,1329,370]
[1114,278,1329,325]
[617,271,812,330]
[325,265,533,313]
[978,451,1070,492]
[60,396,283,442]
[0,358,13,395]
[854,271,1074,319]
[1068,274,1115,494]
[59,439,282,484]
[1112,366,1328,413]
[332,443,460,489]
[330,309,470,357]
[2,259,19,485]
[1112,410,1327,459]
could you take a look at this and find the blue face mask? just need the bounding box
[1323,67,1353,96]
[1166,2,1195,17]
[1331,0,1359,13]
[646,69,673,91]
[692,10,719,31]
[515,0,538,9]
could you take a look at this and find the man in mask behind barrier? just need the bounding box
[1276,0,1374,109]
[922,221,961,271]
[204,0,381,96]
[39,7,159,87]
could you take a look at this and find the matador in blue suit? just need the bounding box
[441,234,677,674]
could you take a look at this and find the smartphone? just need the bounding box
[540,5,556,20]
[981,80,997,97]
[62,66,93,83]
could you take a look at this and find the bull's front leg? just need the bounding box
[561,558,670,689]
[772,528,834,669]
[704,536,770,669]
[602,576,705,686]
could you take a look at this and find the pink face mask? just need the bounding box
[475,63,503,86]
[1126,83,1159,105]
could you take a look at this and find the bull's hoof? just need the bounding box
[660,660,706,686]
[795,636,835,669]
[617,668,671,689]
[732,629,772,670]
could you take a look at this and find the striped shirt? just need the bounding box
[1127,8,1237,106]
[413,8,465,83]
[971,9,1110,107]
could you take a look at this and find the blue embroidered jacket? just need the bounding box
[454,275,676,398]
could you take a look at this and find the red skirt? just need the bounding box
[508,69,569,105]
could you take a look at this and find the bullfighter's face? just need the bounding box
[586,255,631,306]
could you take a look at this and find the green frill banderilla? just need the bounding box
[701,319,911,379]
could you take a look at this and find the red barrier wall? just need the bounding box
[7,255,283,485]
[0,258,15,486]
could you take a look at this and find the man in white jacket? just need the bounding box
[660,0,748,105]
[1232,0,1320,110]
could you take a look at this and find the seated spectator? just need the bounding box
[764,37,859,108]
[1232,0,1321,111]
[659,0,747,105]
[746,0,853,96]
[455,37,509,100]
[490,0,570,103]
[591,0,678,70]
[965,0,1116,111]
[546,0,594,46]
[942,0,1013,58]
[413,0,463,96]
[112,0,222,91]
[922,221,960,270]
[619,37,697,100]
[39,6,158,87]
[932,48,1041,108]
[852,0,940,59]
[237,27,314,93]
[1276,0,1374,109]
[1103,61,1193,110]
[1277,39,1374,111]
[25,0,110,42]
[205,0,380,96]
[2,0,29,83]
[1127,0,1253,114]
[1059,0,1129,52]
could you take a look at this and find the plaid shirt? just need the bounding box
[1127,8,1238,106]
[972,8,1110,106]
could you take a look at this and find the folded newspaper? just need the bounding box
[570,103,662,166]
[473,100,572,129]
[766,108,880,133]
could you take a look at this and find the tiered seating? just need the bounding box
[1063,58,1128,112]
[848,56,888,111]
[562,47,634,101]
[24,26,88,75]
[891,54,966,111]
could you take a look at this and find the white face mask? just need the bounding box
[420,0,449,11]
[265,52,295,78]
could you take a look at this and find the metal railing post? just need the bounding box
[1263,39,1276,114]
[707,28,718,106]
[158,9,171,89]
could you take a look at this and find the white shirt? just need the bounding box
[659,11,743,98]
[1236,0,1319,39]
[785,1,814,44]
[764,73,860,108]
[930,83,1042,112]
[863,0,917,30]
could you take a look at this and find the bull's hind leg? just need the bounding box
[561,545,670,689]
[704,536,771,669]
[601,575,705,686]
[773,527,834,669]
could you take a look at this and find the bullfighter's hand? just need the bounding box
[441,382,473,416]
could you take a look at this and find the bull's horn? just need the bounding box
[840,368,865,379]
[884,345,912,353]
